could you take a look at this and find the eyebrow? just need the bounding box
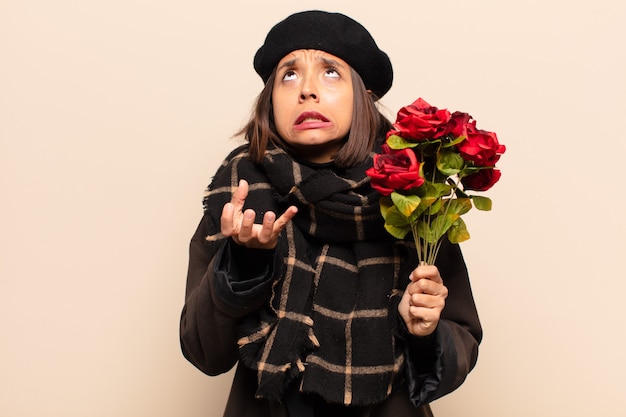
[318,56,344,68]
[276,55,346,72]
[277,59,297,72]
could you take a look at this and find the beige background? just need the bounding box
[1,0,625,416]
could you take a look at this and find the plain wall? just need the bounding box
[1,0,625,416]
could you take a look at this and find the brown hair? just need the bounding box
[237,68,392,168]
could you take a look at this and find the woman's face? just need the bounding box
[272,49,354,164]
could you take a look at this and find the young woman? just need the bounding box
[180,10,482,417]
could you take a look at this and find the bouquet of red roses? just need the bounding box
[366,98,506,265]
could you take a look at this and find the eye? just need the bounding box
[282,70,297,81]
[324,67,340,78]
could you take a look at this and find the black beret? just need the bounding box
[253,10,393,98]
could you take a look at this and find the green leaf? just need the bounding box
[386,134,418,149]
[460,165,481,177]
[437,149,465,176]
[382,205,411,227]
[416,213,460,244]
[445,198,472,216]
[443,135,466,148]
[418,181,452,199]
[379,196,393,218]
[407,197,435,223]
[390,192,421,217]
[427,198,443,215]
[416,220,433,242]
[447,218,471,243]
[431,213,460,242]
[472,195,492,211]
[384,223,410,239]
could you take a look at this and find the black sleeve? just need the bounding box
[212,238,276,314]
[179,216,276,376]
[396,239,482,406]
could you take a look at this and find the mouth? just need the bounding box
[294,111,330,126]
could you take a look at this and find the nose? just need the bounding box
[299,76,319,102]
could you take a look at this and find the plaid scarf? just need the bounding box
[203,144,417,406]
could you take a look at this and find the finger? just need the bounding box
[408,309,439,336]
[411,264,443,285]
[272,206,298,234]
[409,279,448,298]
[408,302,439,323]
[237,209,256,242]
[220,202,236,236]
[257,211,276,244]
[409,304,439,321]
[410,292,446,311]
[230,179,249,211]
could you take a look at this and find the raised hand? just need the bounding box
[220,179,298,249]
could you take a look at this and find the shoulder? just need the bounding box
[208,144,262,189]
[203,144,273,208]
[213,144,252,177]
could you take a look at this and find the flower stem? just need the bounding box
[428,179,460,265]
[410,221,424,265]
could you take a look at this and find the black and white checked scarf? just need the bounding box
[203,144,418,406]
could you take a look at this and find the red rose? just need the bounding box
[389,98,451,141]
[443,111,471,139]
[462,168,502,191]
[456,120,506,166]
[366,145,425,196]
